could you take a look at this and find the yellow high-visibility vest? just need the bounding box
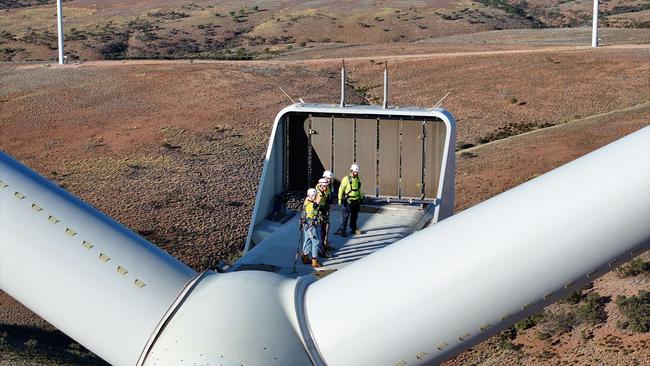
[316,183,330,209]
[338,174,362,203]
[303,198,319,220]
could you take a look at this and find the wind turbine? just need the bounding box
[592,0,599,47]
[56,0,64,64]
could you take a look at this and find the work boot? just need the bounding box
[311,258,322,268]
[301,254,310,264]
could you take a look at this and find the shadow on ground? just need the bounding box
[0,324,107,365]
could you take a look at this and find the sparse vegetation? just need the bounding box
[541,308,579,335]
[616,258,650,278]
[616,291,649,332]
[475,122,554,145]
[24,338,38,349]
[147,10,190,20]
[576,293,609,325]
[515,310,546,331]
[498,326,522,351]
[563,283,593,305]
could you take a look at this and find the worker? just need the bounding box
[316,177,333,254]
[301,188,322,268]
[336,163,363,237]
[323,170,335,193]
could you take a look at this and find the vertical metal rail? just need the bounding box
[420,120,426,200]
[307,115,313,187]
[56,0,64,64]
[592,0,599,47]
[383,61,388,109]
[340,60,346,107]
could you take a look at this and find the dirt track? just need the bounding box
[14,42,650,69]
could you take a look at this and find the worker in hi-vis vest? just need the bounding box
[316,176,334,255]
[301,188,322,268]
[336,163,363,237]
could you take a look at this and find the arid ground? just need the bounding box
[0,15,649,366]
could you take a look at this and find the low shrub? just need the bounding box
[616,291,649,332]
[543,309,578,335]
[616,258,650,278]
[515,310,546,331]
[576,293,609,325]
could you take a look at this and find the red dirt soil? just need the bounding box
[0,45,648,365]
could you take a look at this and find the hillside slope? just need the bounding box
[1,0,649,61]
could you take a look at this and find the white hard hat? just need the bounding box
[307,188,317,197]
[318,178,329,185]
[350,163,360,172]
[323,170,334,179]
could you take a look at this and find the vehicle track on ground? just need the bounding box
[457,100,650,153]
[12,44,650,70]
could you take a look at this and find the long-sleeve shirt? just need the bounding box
[338,174,363,204]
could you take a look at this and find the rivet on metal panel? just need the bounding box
[416,352,427,360]
[458,333,471,341]
[0,180,7,188]
[500,313,511,321]
[608,258,619,268]
[564,280,575,289]
[14,192,25,200]
[395,361,407,366]
[65,228,77,237]
[543,292,553,300]
[437,343,449,350]
[99,253,111,262]
[117,266,129,275]
[586,270,597,278]
[522,303,532,310]
[31,203,43,212]
[479,323,492,331]
[134,279,146,288]
[48,215,60,224]
[82,241,94,250]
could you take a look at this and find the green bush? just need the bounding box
[562,283,593,305]
[576,293,609,325]
[536,330,552,341]
[616,291,649,332]
[616,258,650,278]
[543,309,578,335]
[515,310,546,331]
[498,327,521,351]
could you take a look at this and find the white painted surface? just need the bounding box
[56,0,64,64]
[0,152,196,366]
[592,0,599,47]
[304,127,650,365]
[236,204,424,277]
[244,104,456,252]
[143,271,312,366]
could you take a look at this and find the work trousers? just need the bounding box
[339,200,360,233]
[302,223,320,259]
[319,209,330,245]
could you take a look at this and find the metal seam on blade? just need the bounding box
[294,275,327,366]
